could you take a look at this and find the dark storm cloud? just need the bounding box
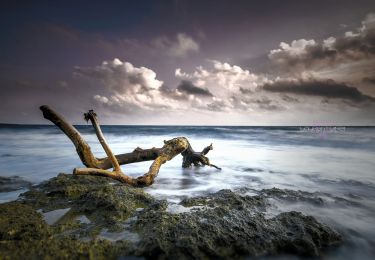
[246,97,282,111]
[239,87,253,94]
[177,80,213,96]
[207,100,227,112]
[262,78,375,103]
[229,94,284,111]
[281,94,299,103]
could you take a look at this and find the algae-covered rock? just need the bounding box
[21,173,154,226]
[0,202,48,241]
[0,174,342,259]
[0,202,133,260]
[134,189,341,259]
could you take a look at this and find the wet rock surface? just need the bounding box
[0,174,342,259]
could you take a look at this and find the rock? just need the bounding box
[0,202,131,259]
[0,176,31,192]
[0,174,342,259]
[135,190,341,259]
[21,173,155,228]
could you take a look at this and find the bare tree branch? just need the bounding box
[40,105,221,186]
[40,106,161,169]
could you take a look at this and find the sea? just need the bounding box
[0,124,374,259]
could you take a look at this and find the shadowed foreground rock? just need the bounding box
[0,174,342,259]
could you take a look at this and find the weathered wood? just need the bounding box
[84,110,121,172]
[40,106,161,169]
[73,137,189,186]
[40,105,101,168]
[98,148,160,169]
[40,105,220,186]
[182,142,221,170]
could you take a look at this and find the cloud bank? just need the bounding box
[262,78,375,103]
[268,13,375,75]
[69,13,375,124]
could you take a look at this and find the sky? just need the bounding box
[1,0,375,125]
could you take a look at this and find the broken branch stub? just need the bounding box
[40,105,221,186]
[182,142,222,170]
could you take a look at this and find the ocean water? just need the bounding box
[0,125,375,258]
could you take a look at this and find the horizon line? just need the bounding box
[1,123,375,127]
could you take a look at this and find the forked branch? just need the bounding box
[40,105,221,187]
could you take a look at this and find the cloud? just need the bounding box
[75,58,163,93]
[75,58,374,119]
[76,59,286,114]
[261,78,375,103]
[75,59,178,112]
[75,58,217,114]
[230,94,283,111]
[268,13,375,74]
[177,80,213,96]
[176,60,270,98]
[152,33,199,58]
[175,61,288,111]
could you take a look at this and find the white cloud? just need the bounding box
[175,60,285,111]
[76,59,175,111]
[270,39,316,56]
[176,60,270,97]
[268,12,375,76]
[75,58,163,94]
[75,56,374,121]
[360,12,375,32]
[76,59,284,114]
[152,33,199,58]
[75,58,218,113]
[93,95,109,104]
[322,37,336,49]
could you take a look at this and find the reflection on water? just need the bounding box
[0,125,375,258]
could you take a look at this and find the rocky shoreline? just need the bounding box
[0,174,342,259]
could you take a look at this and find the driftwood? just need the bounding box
[40,105,221,187]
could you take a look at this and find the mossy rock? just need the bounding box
[133,190,341,259]
[0,174,342,259]
[21,173,154,226]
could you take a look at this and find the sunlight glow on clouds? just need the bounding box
[176,60,270,96]
[76,59,215,113]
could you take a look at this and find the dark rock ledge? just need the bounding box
[0,173,342,259]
